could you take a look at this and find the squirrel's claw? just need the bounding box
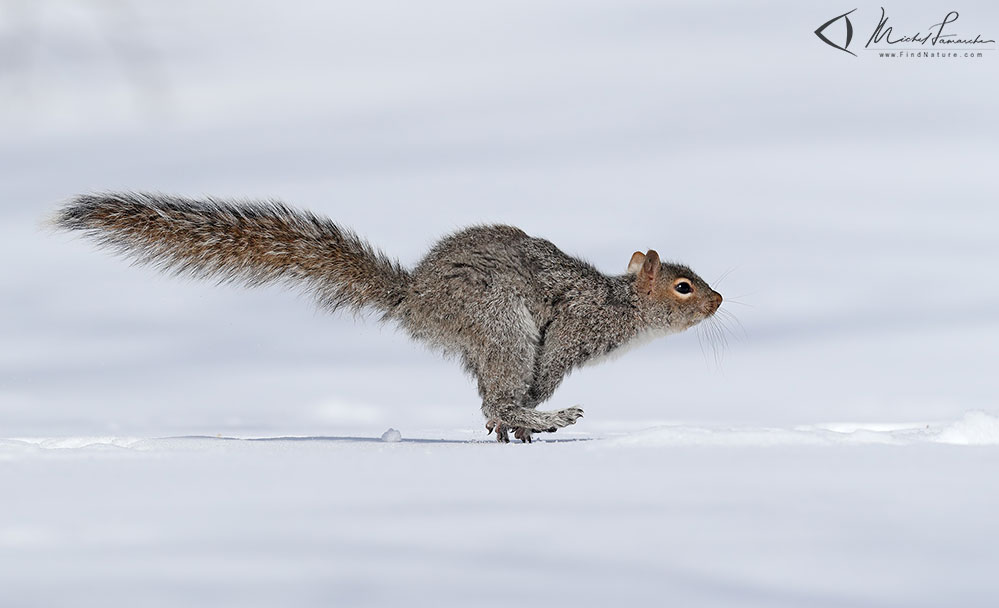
[487,418,510,443]
[513,427,534,443]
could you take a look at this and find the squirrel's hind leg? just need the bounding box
[470,332,584,442]
[471,331,585,443]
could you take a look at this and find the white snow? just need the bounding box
[935,411,999,446]
[610,411,999,447]
[2,0,998,606]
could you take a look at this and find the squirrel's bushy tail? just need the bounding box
[55,192,410,315]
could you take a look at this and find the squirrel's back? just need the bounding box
[396,223,627,359]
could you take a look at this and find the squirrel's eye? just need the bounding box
[674,281,692,295]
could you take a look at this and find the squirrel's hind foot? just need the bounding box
[486,406,584,444]
[549,406,584,430]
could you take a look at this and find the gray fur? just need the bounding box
[55,193,723,443]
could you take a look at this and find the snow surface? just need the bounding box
[3,423,999,607]
[2,0,999,606]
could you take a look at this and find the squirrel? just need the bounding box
[54,192,723,443]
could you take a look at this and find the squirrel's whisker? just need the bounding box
[712,266,738,287]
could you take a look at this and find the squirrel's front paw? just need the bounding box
[485,419,511,443]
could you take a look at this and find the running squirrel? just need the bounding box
[55,192,723,443]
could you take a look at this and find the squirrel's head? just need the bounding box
[627,249,722,331]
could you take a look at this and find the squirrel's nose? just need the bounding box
[706,291,723,314]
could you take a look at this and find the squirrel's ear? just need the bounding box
[627,251,646,274]
[641,249,660,280]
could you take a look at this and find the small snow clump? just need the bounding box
[380,428,402,443]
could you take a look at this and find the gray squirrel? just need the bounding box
[55,192,723,442]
